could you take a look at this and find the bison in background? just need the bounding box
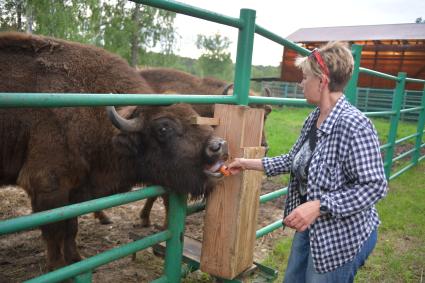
[139,67,272,119]
[0,32,228,270]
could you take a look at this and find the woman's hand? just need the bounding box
[283,200,321,232]
[227,158,265,175]
[227,158,245,175]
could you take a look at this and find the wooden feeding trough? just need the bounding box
[200,104,265,279]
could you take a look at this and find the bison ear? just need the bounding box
[264,87,272,97]
[112,133,141,156]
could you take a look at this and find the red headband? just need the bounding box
[309,48,329,77]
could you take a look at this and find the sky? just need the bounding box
[161,0,424,66]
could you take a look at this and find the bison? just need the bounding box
[0,32,228,270]
[123,68,272,228]
[93,68,273,227]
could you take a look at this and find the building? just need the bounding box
[282,23,425,90]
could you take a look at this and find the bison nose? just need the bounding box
[207,138,228,157]
[209,140,223,152]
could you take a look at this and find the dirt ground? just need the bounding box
[0,178,290,283]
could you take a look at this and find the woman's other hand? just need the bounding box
[283,200,321,232]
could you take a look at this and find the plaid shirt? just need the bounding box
[262,96,388,273]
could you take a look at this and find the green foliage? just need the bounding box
[140,51,199,75]
[195,33,231,59]
[100,1,176,64]
[0,0,176,66]
[415,17,425,24]
[250,65,281,92]
[0,0,24,31]
[0,1,280,84]
[195,33,233,81]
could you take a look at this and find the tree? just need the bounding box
[0,0,25,31]
[0,0,177,66]
[195,33,233,81]
[415,17,425,23]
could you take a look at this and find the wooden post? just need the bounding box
[200,104,265,279]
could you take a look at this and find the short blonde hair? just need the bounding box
[295,41,354,92]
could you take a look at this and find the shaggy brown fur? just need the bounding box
[0,32,227,270]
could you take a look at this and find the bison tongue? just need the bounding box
[205,160,224,173]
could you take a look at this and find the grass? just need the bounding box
[355,163,425,283]
[261,106,425,282]
[265,106,420,156]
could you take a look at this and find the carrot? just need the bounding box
[219,165,231,176]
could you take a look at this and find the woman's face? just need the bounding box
[299,72,321,105]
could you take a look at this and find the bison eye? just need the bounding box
[153,120,176,143]
[156,125,171,136]
[159,127,167,134]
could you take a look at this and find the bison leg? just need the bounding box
[32,190,71,270]
[63,218,82,264]
[140,196,170,229]
[93,211,113,225]
[140,196,157,227]
[42,227,66,270]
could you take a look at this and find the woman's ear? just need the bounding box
[321,74,328,85]
[320,75,329,91]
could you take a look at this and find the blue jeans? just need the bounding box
[283,228,377,283]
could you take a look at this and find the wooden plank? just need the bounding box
[200,104,265,279]
[151,235,202,264]
[233,147,265,275]
[243,108,265,147]
[190,116,220,126]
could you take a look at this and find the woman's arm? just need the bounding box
[227,158,264,175]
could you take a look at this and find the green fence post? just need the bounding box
[345,44,363,106]
[412,85,425,165]
[365,88,370,112]
[384,72,407,178]
[73,272,93,283]
[164,192,187,283]
[233,8,256,106]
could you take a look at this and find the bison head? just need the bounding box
[107,104,228,197]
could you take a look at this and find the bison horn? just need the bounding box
[222,83,234,95]
[264,87,272,97]
[106,106,143,132]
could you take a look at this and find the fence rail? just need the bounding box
[263,81,424,121]
[1,0,424,282]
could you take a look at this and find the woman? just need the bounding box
[227,41,388,283]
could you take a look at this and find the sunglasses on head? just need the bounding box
[309,48,329,77]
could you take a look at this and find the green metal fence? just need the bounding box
[0,0,424,282]
[263,82,423,120]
